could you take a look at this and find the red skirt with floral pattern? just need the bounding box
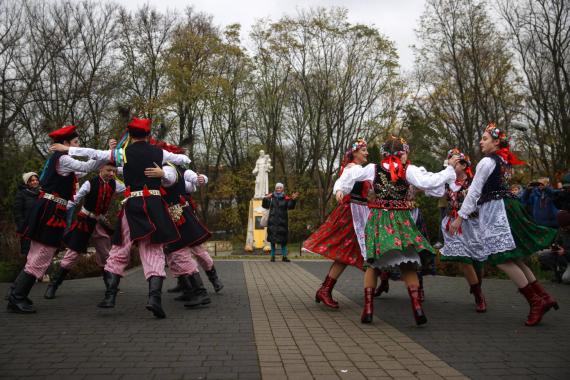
[302,201,364,270]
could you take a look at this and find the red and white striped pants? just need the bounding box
[166,247,199,276]
[61,223,111,269]
[189,244,214,271]
[104,214,166,279]
[24,241,58,279]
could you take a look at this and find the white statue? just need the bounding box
[253,150,272,199]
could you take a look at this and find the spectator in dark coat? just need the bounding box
[522,177,560,228]
[14,172,40,256]
[262,182,299,262]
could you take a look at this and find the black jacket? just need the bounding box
[14,184,40,230]
[262,194,296,244]
[553,190,570,212]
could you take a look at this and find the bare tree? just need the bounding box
[499,0,570,177]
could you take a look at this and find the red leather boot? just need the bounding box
[315,275,339,309]
[530,280,558,311]
[374,271,390,297]
[519,283,547,326]
[361,288,374,324]
[469,283,487,313]
[408,285,427,325]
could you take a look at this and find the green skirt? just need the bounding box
[365,209,435,269]
[486,198,557,265]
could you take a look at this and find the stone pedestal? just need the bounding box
[245,199,270,252]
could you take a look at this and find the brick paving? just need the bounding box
[0,261,259,380]
[1,259,569,379]
[298,261,570,380]
[244,261,466,380]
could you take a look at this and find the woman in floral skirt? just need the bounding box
[339,136,459,325]
[302,139,369,309]
[449,123,558,326]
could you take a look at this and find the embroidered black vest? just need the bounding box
[83,176,117,215]
[478,154,516,205]
[349,182,367,204]
[40,151,76,200]
[162,166,187,206]
[369,164,414,210]
[123,142,163,191]
[446,178,471,215]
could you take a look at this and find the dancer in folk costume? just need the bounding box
[166,169,224,295]
[338,136,460,325]
[375,187,432,301]
[8,126,106,313]
[51,118,191,319]
[183,170,224,293]
[435,148,487,312]
[302,139,369,309]
[449,123,558,326]
[44,162,126,299]
[148,141,214,308]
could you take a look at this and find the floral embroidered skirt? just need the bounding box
[440,215,486,264]
[302,201,365,270]
[480,198,557,265]
[364,209,435,270]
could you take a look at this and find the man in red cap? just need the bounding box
[8,125,107,313]
[51,117,190,318]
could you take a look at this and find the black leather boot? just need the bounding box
[167,276,184,293]
[97,271,121,308]
[7,271,37,313]
[205,266,224,293]
[184,273,211,308]
[145,276,166,319]
[44,266,70,299]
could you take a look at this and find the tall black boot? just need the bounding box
[174,275,193,302]
[145,276,166,319]
[102,269,110,290]
[205,266,224,293]
[44,266,70,299]
[7,271,37,313]
[97,271,120,308]
[184,273,211,308]
[167,276,184,293]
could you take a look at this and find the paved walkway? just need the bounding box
[1,260,569,379]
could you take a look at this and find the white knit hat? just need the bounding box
[275,182,284,189]
[22,172,39,184]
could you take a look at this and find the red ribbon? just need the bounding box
[495,148,525,166]
[381,156,404,182]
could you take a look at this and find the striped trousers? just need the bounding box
[104,214,166,279]
[167,247,199,276]
[61,223,111,269]
[189,244,214,271]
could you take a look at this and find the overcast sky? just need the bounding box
[116,0,426,70]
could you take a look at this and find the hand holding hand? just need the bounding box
[448,155,460,168]
[291,192,300,200]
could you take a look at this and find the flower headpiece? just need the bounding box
[485,122,509,146]
[349,138,367,153]
[447,148,471,167]
[339,138,368,176]
[381,136,409,157]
